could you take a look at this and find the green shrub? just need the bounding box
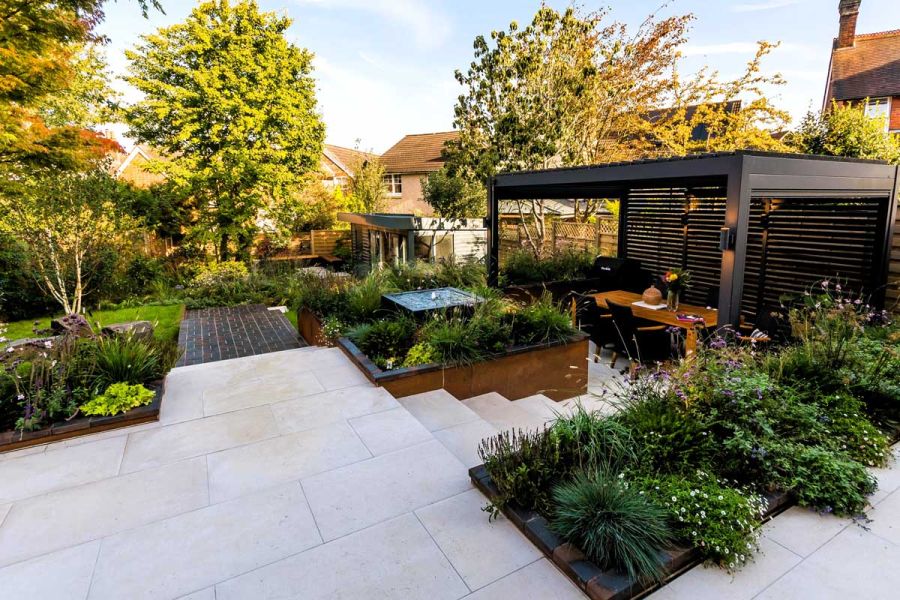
[403,342,438,367]
[88,334,177,390]
[347,316,417,369]
[782,445,876,515]
[551,405,636,473]
[81,382,156,417]
[551,470,673,582]
[511,294,576,345]
[501,248,594,286]
[191,261,249,287]
[422,317,484,366]
[635,471,766,569]
[345,271,396,322]
[479,427,564,515]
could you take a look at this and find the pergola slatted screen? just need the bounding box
[742,197,884,318]
[623,186,726,306]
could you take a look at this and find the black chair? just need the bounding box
[705,286,720,309]
[606,300,672,367]
[568,292,615,362]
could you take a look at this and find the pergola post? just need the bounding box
[717,157,751,328]
[487,177,499,288]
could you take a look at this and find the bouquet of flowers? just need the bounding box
[662,268,691,294]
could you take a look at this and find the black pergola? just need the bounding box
[487,151,899,326]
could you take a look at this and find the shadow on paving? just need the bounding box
[176,305,304,367]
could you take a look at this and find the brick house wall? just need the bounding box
[383,173,433,216]
[118,153,166,189]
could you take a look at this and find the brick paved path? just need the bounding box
[176,305,303,367]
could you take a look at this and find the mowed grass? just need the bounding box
[2,304,185,344]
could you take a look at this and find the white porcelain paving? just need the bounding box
[465,558,585,600]
[88,482,322,600]
[0,436,126,503]
[415,489,542,590]
[206,420,371,503]
[0,347,578,599]
[348,406,432,455]
[301,439,471,541]
[0,541,100,600]
[215,513,470,600]
[398,389,481,432]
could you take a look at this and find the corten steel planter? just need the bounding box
[298,308,330,346]
[0,379,165,454]
[337,332,589,401]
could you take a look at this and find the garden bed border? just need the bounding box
[297,307,329,346]
[0,379,165,453]
[336,332,589,401]
[468,464,793,600]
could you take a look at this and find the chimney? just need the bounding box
[837,0,861,48]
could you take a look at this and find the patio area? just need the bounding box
[0,346,899,599]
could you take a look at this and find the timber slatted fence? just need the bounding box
[889,204,900,312]
[500,217,618,262]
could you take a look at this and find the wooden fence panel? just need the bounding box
[888,203,900,311]
[499,218,618,264]
[311,229,350,256]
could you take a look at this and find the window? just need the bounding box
[864,97,891,131]
[383,174,402,195]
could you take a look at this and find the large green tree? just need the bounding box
[125,0,325,260]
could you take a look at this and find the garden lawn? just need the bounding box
[3,304,184,344]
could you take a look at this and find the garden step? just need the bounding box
[512,395,561,422]
[462,393,550,434]
[557,394,617,417]
[397,389,481,432]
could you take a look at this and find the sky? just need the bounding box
[97,0,900,154]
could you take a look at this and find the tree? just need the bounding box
[422,168,486,218]
[267,179,346,237]
[790,101,900,164]
[449,4,789,253]
[125,0,325,261]
[37,44,120,128]
[348,157,387,213]
[0,167,140,314]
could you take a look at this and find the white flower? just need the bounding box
[672,496,678,502]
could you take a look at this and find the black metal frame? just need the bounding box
[486,151,899,326]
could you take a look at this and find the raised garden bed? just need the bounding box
[469,463,793,600]
[503,278,608,304]
[298,307,329,346]
[0,379,165,453]
[337,332,589,401]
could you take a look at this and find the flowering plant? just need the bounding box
[661,268,691,294]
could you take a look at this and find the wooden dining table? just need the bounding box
[590,290,719,355]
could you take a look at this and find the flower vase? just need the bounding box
[667,290,680,311]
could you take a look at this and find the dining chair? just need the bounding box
[606,300,672,367]
[568,292,615,362]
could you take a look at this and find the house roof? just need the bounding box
[827,29,900,101]
[111,144,163,176]
[323,144,378,178]
[380,131,459,174]
[645,100,743,142]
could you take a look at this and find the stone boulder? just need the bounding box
[101,320,154,341]
[50,314,93,337]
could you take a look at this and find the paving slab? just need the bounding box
[761,506,852,557]
[0,457,208,567]
[88,482,321,600]
[755,527,900,600]
[416,489,542,590]
[207,420,371,503]
[464,558,584,600]
[398,389,481,432]
[863,487,900,545]
[202,370,325,416]
[119,404,278,473]
[215,513,469,600]
[0,541,100,600]
[432,419,498,469]
[301,440,471,541]
[648,538,801,600]
[349,407,432,455]
[270,385,399,435]
[176,588,216,600]
[0,435,126,503]
[310,363,371,391]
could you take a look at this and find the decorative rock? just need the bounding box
[101,321,154,341]
[51,314,92,337]
[642,285,663,306]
